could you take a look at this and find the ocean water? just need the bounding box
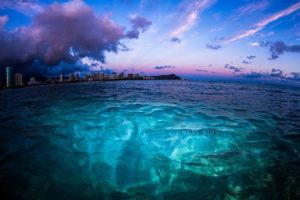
[0,80,300,200]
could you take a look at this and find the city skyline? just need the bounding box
[0,0,300,80]
[0,66,181,89]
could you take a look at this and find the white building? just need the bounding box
[59,74,64,82]
[28,77,40,85]
[5,67,13,87]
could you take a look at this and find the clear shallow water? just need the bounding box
[0,80,300,200]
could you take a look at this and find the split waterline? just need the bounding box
[0,80,299,199]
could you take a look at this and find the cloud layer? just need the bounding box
[261,41,300,60]
[227,2,300,42]
[170,0,215,37]
[231,0,269,21]
[247,55,256,60]
[206,43,222,50]
[242,69,300,81]
[125,15,152,38]
[0,0,151,74]
[170,37,182,43]
[0,15,8,30]
[224,64,243,73]
[154,65,176,70]
[0,0,44,15]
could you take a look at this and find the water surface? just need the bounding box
[0,80,300,199]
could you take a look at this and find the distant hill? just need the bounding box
[154,74,181,80]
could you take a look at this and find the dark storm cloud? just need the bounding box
[170,37,181,43]
[206,43,222,50]
[0,0,151,75]
[154,65,176,70]
[261,41,300,60]
[224,64,243,73]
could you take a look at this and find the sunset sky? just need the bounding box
[0,0,299,78]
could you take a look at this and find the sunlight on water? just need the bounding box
[0,81,300,199]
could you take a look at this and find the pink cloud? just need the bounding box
[0,0,44,15]
[231,0,270,21]
[170,0,216,37]
[227,2,300,43]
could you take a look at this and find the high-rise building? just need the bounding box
[69,73,75,82]
[14,73,23,86]
[59,74,64,82]
[75,73,80,81]
[5,67,13,87]
[119,72,125,79]
[128,73,134,79]
[134,74,140,79]
[99,73,104,80]
[111,72,117,80]
[104,74,109,80]
[84,73,93,81]
[0,67,2,88]
[92,72,100,81]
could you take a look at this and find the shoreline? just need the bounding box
[0,78,184,91]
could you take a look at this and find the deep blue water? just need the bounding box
[0,80,300,200]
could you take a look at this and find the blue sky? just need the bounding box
[0,0,299,79]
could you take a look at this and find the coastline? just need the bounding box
[0,74,183,91]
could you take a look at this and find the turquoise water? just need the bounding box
[0,80,300,199]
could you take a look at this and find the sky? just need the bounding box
[0,0,300,80]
